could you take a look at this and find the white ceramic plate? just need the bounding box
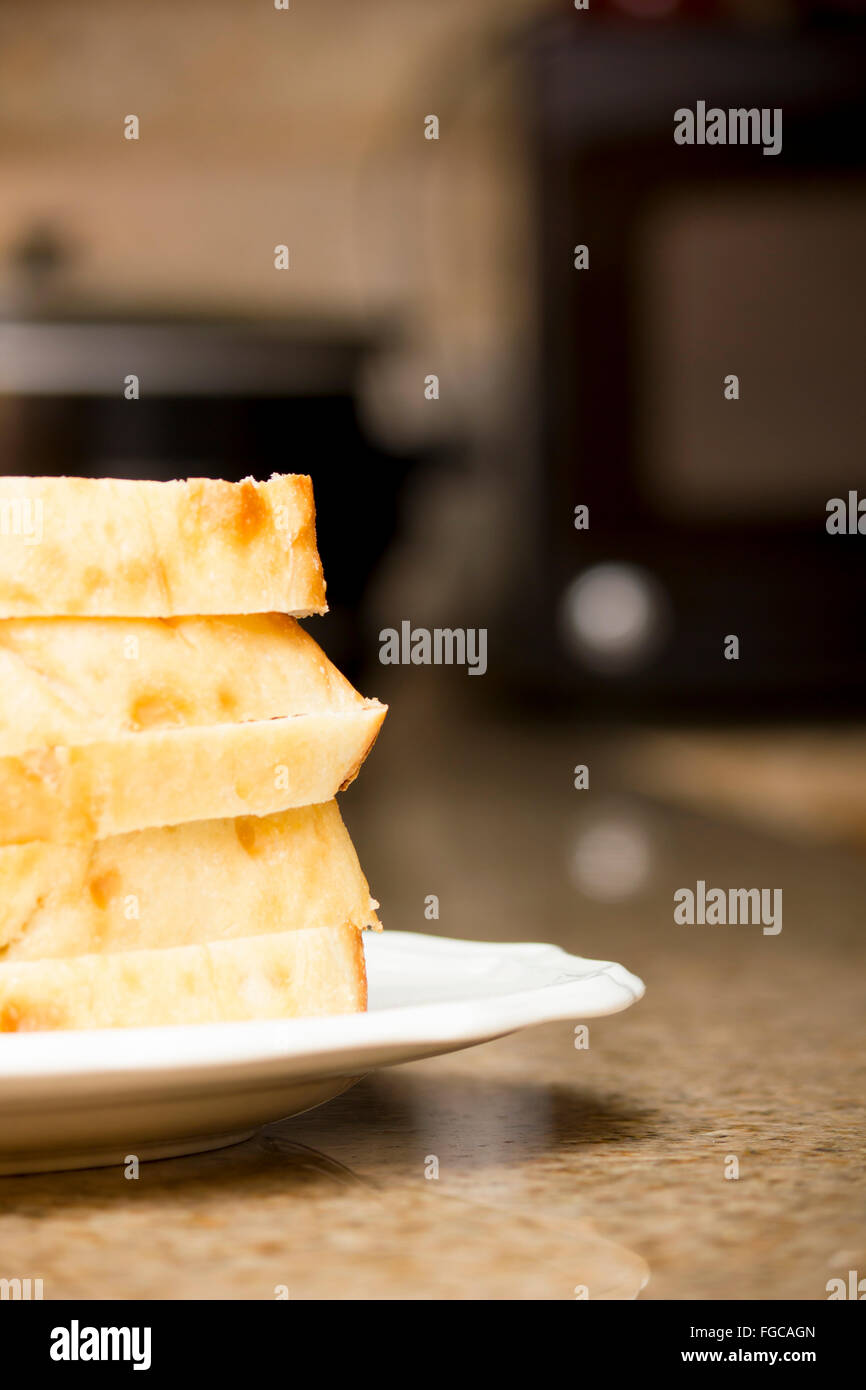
[0,932,644,1175]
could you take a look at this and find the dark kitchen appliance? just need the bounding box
[518,16,866,716]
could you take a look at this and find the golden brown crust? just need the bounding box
[338,717,386,792]
[349,921,369,1012]
[0,475,327,617]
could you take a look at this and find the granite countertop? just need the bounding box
[1,686,863,1299]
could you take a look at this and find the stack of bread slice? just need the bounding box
[0,475,385,1031]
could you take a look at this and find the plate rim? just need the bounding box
[0,932,645,1089]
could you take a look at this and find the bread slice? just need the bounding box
[0,924,367,1031]
[0,614,385,842]
[0,474,326,618]
[0,801,380,961]
[0,612,366,753]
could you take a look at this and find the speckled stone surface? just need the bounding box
[1,682,864,1299]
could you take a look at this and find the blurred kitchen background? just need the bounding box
[2,0,866,886]
[4,1,866,1300]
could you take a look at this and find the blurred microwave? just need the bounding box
[518,17,866,715]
